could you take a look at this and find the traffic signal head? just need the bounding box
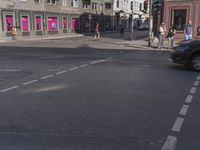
[153,0,161,12]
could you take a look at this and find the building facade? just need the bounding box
[112,0,145,30]
[163,0,200,39]
[0,0,114,38]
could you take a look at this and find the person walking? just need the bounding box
[158,22,166,49]
[196,25,200,39]
[94,21,100,40]
[120,24,124,36]
[184,20,193,40]
[167,25,176,50]
[12,26,17,40]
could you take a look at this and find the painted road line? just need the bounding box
[196,76,200,81]
[193,81,200,86]
[171,117,184,132]
[41,75,54,80]
[69,67,79,71]
[1,86,18,92]
[161,136,177,150]
[90,61,99,65]
[0,69,21,72]
[55,70,66,75]
[23,80,38,85]
[179,105,189,116]
[185,95,193,103]
[190,87,197,94]
[106,57,113,60]
[80,64,88,68]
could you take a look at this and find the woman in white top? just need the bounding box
[158,22,166,49]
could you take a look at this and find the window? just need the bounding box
[35,16,42,31]
[6,15,13,32]
[21,16,29,32]
[48,17,58,30]
[105,3,111,10]
[92,2,97,10]
[62,0,67,6]
[47,0,57,5]
[139,3,142,11]
[71,0,78,7]
[34,0,40,3]
[130,1,133,10]
[116,0,119,8]
[82,0,90,8]
[173,9,187,31]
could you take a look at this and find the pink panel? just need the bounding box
[6,15,13,31]
[48,17,58,30]
[22,16,28,31]
[71,18,78,30]
[36,16,41,31]
[63,17,67,29]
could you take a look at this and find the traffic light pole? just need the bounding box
[148,0,153,47]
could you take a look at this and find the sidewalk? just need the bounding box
[0,32,84,42]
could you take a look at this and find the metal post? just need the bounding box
[148,0,153,47]
[131,10,134,40]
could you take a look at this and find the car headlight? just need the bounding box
[175,45,190,52]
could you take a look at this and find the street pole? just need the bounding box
[131,10,134,40]
[148,0,153,47]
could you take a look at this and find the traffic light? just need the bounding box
[153,0,161,12]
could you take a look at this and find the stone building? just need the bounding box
[0,0,113,38]
[163,0,200,39]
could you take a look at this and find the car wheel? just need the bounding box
[190,55,200,71]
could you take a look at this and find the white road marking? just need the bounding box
[196,76,200,81]
[185,95,193,103]
[69,67,79,71]
[161,136,177,150]
[190,87,197,94]
[0,69,21,72]
[80,64,88,68]
[179,105,189,116]
[55,70,66,75]
[23,80,38,85]
[171,117,184,132]
[193,81,199,86]
[41,75,54,80]
[1,86,18,92]
[106,57,113,60]
[90,61,99,65]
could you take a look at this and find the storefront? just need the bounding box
[163,0,200,39]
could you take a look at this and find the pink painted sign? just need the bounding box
[36,16,41,31]
[71,18,78,30]
[63,17,67,30]
[22,16,28,31]
[48,17,58,30]
[6,15,13,31]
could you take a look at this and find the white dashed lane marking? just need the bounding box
[80,64,89,68]
[193,81,199,86]
[69,67,79,71]
[161,136,177,150]
[179,105,189,116]
[1,86,18,92]
[55,70,67,75]
[41,75,54,80]
[23,80,38,85]
[171,117,184,132]
[185,95,193,103]
[190,87,197,94]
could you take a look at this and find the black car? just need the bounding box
[170,40,200,71]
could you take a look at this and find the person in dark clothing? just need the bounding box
[120,25,124,36]
[167,25,176,50]
[197,25,200,39]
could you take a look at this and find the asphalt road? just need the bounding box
[0,37,199,150]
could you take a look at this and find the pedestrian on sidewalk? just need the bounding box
[157,22,166,49]
[184,20,193,40]
[196,25,200,39]
[94,21,100,40]
[12,26,17,40]
[120,24,124,36]
[167,25,176,50]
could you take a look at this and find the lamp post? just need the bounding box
[148,0,153,47]
[131,10,134,40]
